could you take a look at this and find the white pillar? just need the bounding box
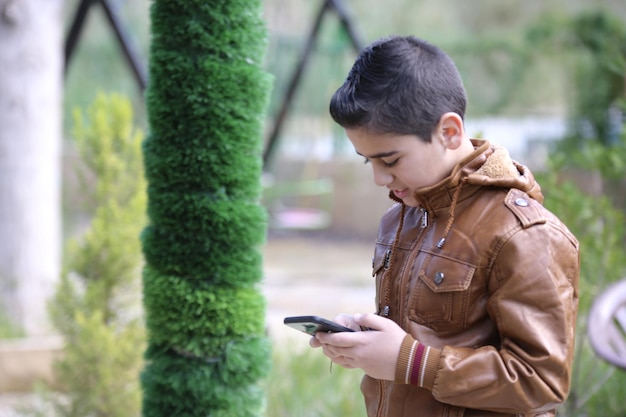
[0,0,63,336]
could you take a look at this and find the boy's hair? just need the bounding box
[329,35,467,142]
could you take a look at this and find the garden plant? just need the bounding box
[140,1,272,416]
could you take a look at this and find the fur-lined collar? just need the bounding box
[467,140,543,203]
[474,143,519,179]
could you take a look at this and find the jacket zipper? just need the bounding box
[397,209,431,327]
[377,249,392,317]
[375,208,430,417]
[378,208,430,318]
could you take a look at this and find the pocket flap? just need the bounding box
[418,254,476,293]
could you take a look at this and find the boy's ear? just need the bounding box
[438,112,465,150]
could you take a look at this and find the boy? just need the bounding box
[311,35,580,417]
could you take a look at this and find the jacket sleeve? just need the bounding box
[395,219,580,414]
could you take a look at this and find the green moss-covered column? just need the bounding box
[141,1,271,416]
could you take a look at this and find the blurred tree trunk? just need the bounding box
[0,0,63,336]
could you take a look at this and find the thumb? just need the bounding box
[354,313,390,331]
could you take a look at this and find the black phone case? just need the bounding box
[284,315,354,335]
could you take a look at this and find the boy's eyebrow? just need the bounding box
[356,150,399,159]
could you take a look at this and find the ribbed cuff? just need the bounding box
[394,334,440,389]
[395,334,417,384]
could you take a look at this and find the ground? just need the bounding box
[264,235,375,340]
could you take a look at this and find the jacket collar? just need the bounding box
[388,139,543,214]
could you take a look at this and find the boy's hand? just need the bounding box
[310,313,407,381]
[309,313,358,348]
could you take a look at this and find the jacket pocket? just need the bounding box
[408,253,476,332]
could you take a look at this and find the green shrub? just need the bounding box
[140,1,272,416]
[48,92,146,417]
[526,11,626,147]
[267,346,366,417]
[537,135,626,417]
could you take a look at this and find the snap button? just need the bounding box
[515,198,529,207]
[434,272,445,285]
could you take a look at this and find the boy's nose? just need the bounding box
[372,165,393,187]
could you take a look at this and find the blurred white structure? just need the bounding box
[0,0,63,336]
[278,116,567,170]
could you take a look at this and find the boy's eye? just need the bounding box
[362,157,399,168]
[382,158,399,168]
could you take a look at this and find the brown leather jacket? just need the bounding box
[362,140,580,417]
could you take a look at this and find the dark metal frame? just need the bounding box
[262,0,364,168]
[64,0,147,91]
[63,0,362,169]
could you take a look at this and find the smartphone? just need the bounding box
[284,315,354,335]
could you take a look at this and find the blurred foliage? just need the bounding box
[526,10,626,147]
[565,135,626,181]
[536,129,626,416]
[0,308,23,339]
[48,93,146,417]
[266,345,366,417]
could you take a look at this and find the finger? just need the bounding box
[322,344,355,362]
[309,336,322,348]
[316,331,358,348]
[331,356,356,368]
[355,312,389,331]
[322,345,341,361]
[333,313,353,327]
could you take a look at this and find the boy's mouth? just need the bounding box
[392,189,409,199]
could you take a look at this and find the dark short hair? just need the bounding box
[329,35,467,142]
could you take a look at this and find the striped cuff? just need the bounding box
[394,334,440,389]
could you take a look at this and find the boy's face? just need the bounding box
[345,128,453,207]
